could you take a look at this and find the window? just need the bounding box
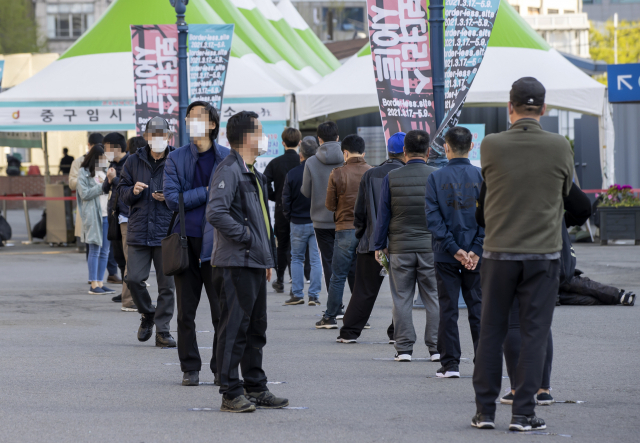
[548,8,559,13]
[564,9,575,13]
[513,5,520,13]
[46,3,94,39]
[528,7,540,14]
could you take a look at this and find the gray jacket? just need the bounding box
[76,168,104,247]
[206,149,276,269]
[301,141,344,229]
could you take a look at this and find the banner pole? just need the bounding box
[429,0,445,128]
[173,0,189,147]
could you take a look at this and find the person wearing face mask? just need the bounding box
[118,117,176,348]
[163,101,230,387]
[206,111,287,413]
[102,132,136,311]
[77,144,114,295]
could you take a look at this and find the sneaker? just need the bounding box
[245,390,289,409]
[336,306,345,320]
[363,322,371,329]
[121,306,138,312]
[271,280,284,293]
[101,286,115,293]
[315,317,338,329]
[394,353,412,362]
[137,313,155,342]
[500,392,515,405]
[509,415,546,432]
[289,278,292,283]
[156,331,176,347]
[107,275,122,284]
[471,413,495,429]
[308,298,321,306]
[182,371,199,386]
[430,352,441,362]
[336,336,357,343]
[89,287,106,294]
[388,339,396,344]
[306,279,311,284]
[621,290,635,306]
[536,392,555,405]
[284,295,304,305]
[221,395,256,413]
[436,364,460,378]
[112,294,122,303]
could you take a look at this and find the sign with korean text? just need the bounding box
[130,25,180,137]
[188,24,234,110]
[459,123,484,167]
[365,0,436,142]
[430,0,499,158]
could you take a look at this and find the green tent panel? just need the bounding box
[269,18,332,76]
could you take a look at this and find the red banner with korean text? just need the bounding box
[130,25,180,138]
[366,0,436,143]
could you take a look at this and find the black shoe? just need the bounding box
[272,280,284,293]
[536,392,555,405]
[221,395,256,413]
[471,412,495,429]
[509,415,546,432]
[137,313,154,342]
[308,298,321,306]
[156,331,176,347]
[620,290,635,306]
[363,322,370,329]
[284,295,304,305]
[315,316,338,329]
[500,392,515,405]
[245,390,289,409]
[436,364,460,378]
[182,371,199,386]
[336,305,345,320]
[111,294,122,303]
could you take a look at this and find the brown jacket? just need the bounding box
[325,156,371,231]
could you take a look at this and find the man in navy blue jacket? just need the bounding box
[425,126,484,378]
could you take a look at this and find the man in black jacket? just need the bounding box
[207,111,288,413]
[336,133,405,343]
[103,132,134,311]
[282,137,322,305]
[118,117,176,348]
[265,127,303,293]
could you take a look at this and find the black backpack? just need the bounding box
[0,214,12,243]
[31,210,47,239]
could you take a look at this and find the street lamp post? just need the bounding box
[429,0,445,128]
[170,0,189,147]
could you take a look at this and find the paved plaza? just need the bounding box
[1,210,638,442]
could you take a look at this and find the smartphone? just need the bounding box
[153,190,163,194]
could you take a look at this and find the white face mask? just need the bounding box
[188,119,207,138]
[150,137,168,153]
[97,159,109,169]
[258,134,269,155]
[104,151,115,162]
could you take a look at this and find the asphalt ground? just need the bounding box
[1,211,639,442]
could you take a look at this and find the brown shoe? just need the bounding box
[107,275,122,284]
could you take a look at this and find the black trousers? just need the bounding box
[435,261,482,367]
[472,258,559,416]
[314,227,355,293]
[213,267,268,399]
[111,230,126,281]
[275,213,310,282]
[504,298,553,390]
[174,237,220,374]
[559,274,620,305]
[340,252,386,340]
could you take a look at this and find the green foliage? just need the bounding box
[0,0,43,54]
[597,185,640,208]
[590,20,640,65]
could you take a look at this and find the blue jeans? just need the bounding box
[427,157,448,169]
[290,223,322,300]
[88,217,111,282]
[325,229,359,318]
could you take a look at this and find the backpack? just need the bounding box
[0,215,12,243]
[31,210,47,239]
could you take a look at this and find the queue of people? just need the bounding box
[71,76,635,423]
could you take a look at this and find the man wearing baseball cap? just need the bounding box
[470,77,573,432]
[336,132,406,343]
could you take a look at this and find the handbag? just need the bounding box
[161,193,189,276]
[107,187,122,241]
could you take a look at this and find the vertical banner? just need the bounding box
[130,25,180,137]
[0,60,4,90]
[188,24,234,111]
[430,0,500,156]
[366,0,436,143]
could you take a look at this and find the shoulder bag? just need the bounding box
[161,193,189,276]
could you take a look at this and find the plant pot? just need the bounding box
[597,206,640,245]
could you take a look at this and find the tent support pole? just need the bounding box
[173,0,189,147]
[42,131,51,186]
[429,0,445,128]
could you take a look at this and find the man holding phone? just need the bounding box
[118,116,177,347]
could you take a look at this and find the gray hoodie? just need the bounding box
[301,141,344,229]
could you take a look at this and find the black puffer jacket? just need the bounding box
[118,146,174,247]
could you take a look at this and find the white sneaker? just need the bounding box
[121,306,138,312]
[430,353,441,362]
[336,337,357,343]
[394,353,412,362]
[388,339,396,344]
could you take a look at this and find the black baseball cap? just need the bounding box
[510,77,545,106]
